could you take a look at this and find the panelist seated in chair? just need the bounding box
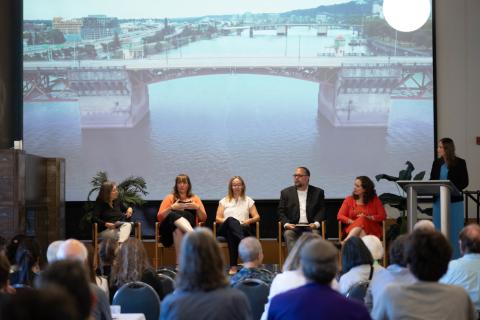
[337,176,386,242]
[157,174,207,266]
[230,237,273,287]
[216,176,260,275]
[278,167,325,253]
[93,181,133,243]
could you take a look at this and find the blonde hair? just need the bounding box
[227,176,246,201]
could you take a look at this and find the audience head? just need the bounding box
[173,174,193,198]
[13,237,41,285]
[459,224,480,255]
[96,181,118,204]
[56,239,88,263]
[1,286,81,320]
[413,219,435,232]
[341,236,373,274]
[46,240,65,263]
[0,254,10,292]
[35,260,92,320]
[388,234,409,267]
[238,237,263,266]
[352,176,376,203]
[177,227,228,292]
[282,232,321,272]
[111,238,150,287]
[6,234,27,265]
[300,239,338,285]
[405,230,452,281]
[227,176,246,200]
[362,235,384,261]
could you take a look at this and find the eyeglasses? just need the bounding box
[293,174,307,178]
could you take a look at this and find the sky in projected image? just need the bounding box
[23,0,434,200]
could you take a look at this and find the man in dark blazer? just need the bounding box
[278,167,325,252]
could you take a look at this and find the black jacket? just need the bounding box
[278,185,325,225]
[430,156,469,202]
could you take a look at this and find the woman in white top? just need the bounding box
[216,176,260,275]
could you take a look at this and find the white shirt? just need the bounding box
[219,196,254,222]
[297,188,308,223]
[339,264,382,295]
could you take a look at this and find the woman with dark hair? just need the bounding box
[338,236,376,294]
[92,181,133,243]
[337,176,386,242]
[215,176,260,275]
[9,238,41,287]
[430,137,469,258]
[109,238,162,301]
[157,174,207,265]
[160,228,251,320]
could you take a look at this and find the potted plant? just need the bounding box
[80,171,149,229]
[375,161,431,241]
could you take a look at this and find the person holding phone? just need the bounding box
[93,181,133,243]
[157,174,207,265]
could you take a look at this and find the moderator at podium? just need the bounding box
[430,137,469,258]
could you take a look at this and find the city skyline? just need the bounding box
[24,0,353,20]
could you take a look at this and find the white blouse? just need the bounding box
[219,196,254,222]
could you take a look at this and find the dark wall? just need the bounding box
[66,199,343,240]
[0,0,22,148]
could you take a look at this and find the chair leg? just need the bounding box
[382,220,387,267]
[278,222,283,268]
[321,220,326,240]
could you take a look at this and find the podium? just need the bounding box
[397,180,461,239]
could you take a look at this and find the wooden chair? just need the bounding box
[277,221,326,268]
[213,221,260,266]
[92,222,141,267]
[338,220,387,266]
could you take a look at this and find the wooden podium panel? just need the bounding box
[0,149,65,250]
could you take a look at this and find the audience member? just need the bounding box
[9,237,41,286]
[365,234,416,313]
[56,239,112,320]
[230,237,273,287]
[339,236,377,294]
[46,240,64,263]
[160,227,251,320]
[413,219,435,231]
[260,232,322,320]
[110,237,163,300]
[278,167,325,253]
[361,235,385,268]
[99,237,118,277]
[0,236,6,256]
[1,285,81,320]
[6,234,26,265]
[441,224,480,313]
[35,260,92,320]
[267,238,371,320]
[0,255,13,313]
[87,245,109,296]
[216,176,260,275]
[373,230,476,320]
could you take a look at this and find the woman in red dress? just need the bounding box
[337,176,386,242]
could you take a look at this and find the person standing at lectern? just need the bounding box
[278,167,325,253]
[430,137,469,258]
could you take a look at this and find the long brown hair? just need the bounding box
[282,232,321,272]
[110,238,151,288]
[227,176,246,201]
[96,181,116,204]
[173,174,193,200]
[439,137,457,168]
[352,176,376,204]
[176,228,228,292]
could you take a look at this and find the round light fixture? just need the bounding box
[383,0,431,32]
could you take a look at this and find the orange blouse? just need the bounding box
[157,194,206,225]
[337,195,386,237]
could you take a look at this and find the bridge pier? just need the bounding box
[317,64,402,127]
[69,68,149,128]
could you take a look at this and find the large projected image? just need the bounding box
[23,0,434,200]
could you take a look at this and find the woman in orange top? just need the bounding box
[337,176,386,242]
[157,174,207,265]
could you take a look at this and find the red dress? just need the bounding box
[337,195,386,238]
